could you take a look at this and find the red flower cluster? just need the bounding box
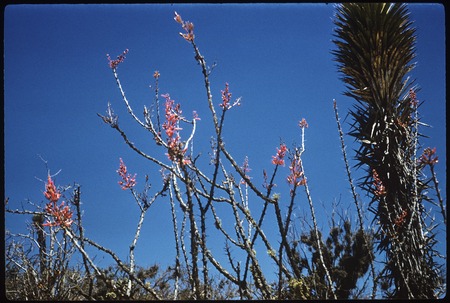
[298,118,309,129]
[43,176,73,228]
[272,144,287,166]
[44,201,73,228]
[394,209,408,227]
[287,156,306,187]
[106,49,129,69]
[161,93,192,164]
[44,175,61,202]
[409,88,419,107]
[418,147,438,166]
[372,169,386,197]
[117,158,137,190]
[174,12,195,42]
[162,94,183,138]
[220,83,232,109]
[219,83,240,110]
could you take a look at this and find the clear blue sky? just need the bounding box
[5,3,446,279]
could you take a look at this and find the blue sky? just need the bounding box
[5,3,446,283]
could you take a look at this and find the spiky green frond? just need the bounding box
[332,3,416,111]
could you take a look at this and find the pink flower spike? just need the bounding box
[43,175,74,229]
[174,12,195,42]
[287,156,306,187]
[372,169,386,197]
[161,93,183,145]
[43,200,73,227]
[409,88,419,107]
[117,158,137,190]
[219,83,241,110]
[298,118,309,129]
[107,49,129,69]
[220,83,232,109]
[272,144,287,166]
[418,147,439,166]
[44,175,61,202]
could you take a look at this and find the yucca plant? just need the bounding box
[332,3,440,298]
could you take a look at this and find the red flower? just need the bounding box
[219,83,240,110]
[44,175,61,202]
[298,118,309,129]
[418,147,438,166]
[106,49,129,69]
[409,88,419,107]
[43,200,73,228]
[372,169,386,197]
[161,94,191,163]
[220,83,232,109]
[174,12,195,42]
[394,209,408,227]
[287,156,306,187]
[117,158,137,190]
[42,176,73,228]
[272,144,287,166]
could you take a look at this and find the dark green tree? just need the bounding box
[288,220,373,299]
[332,3,441,298]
